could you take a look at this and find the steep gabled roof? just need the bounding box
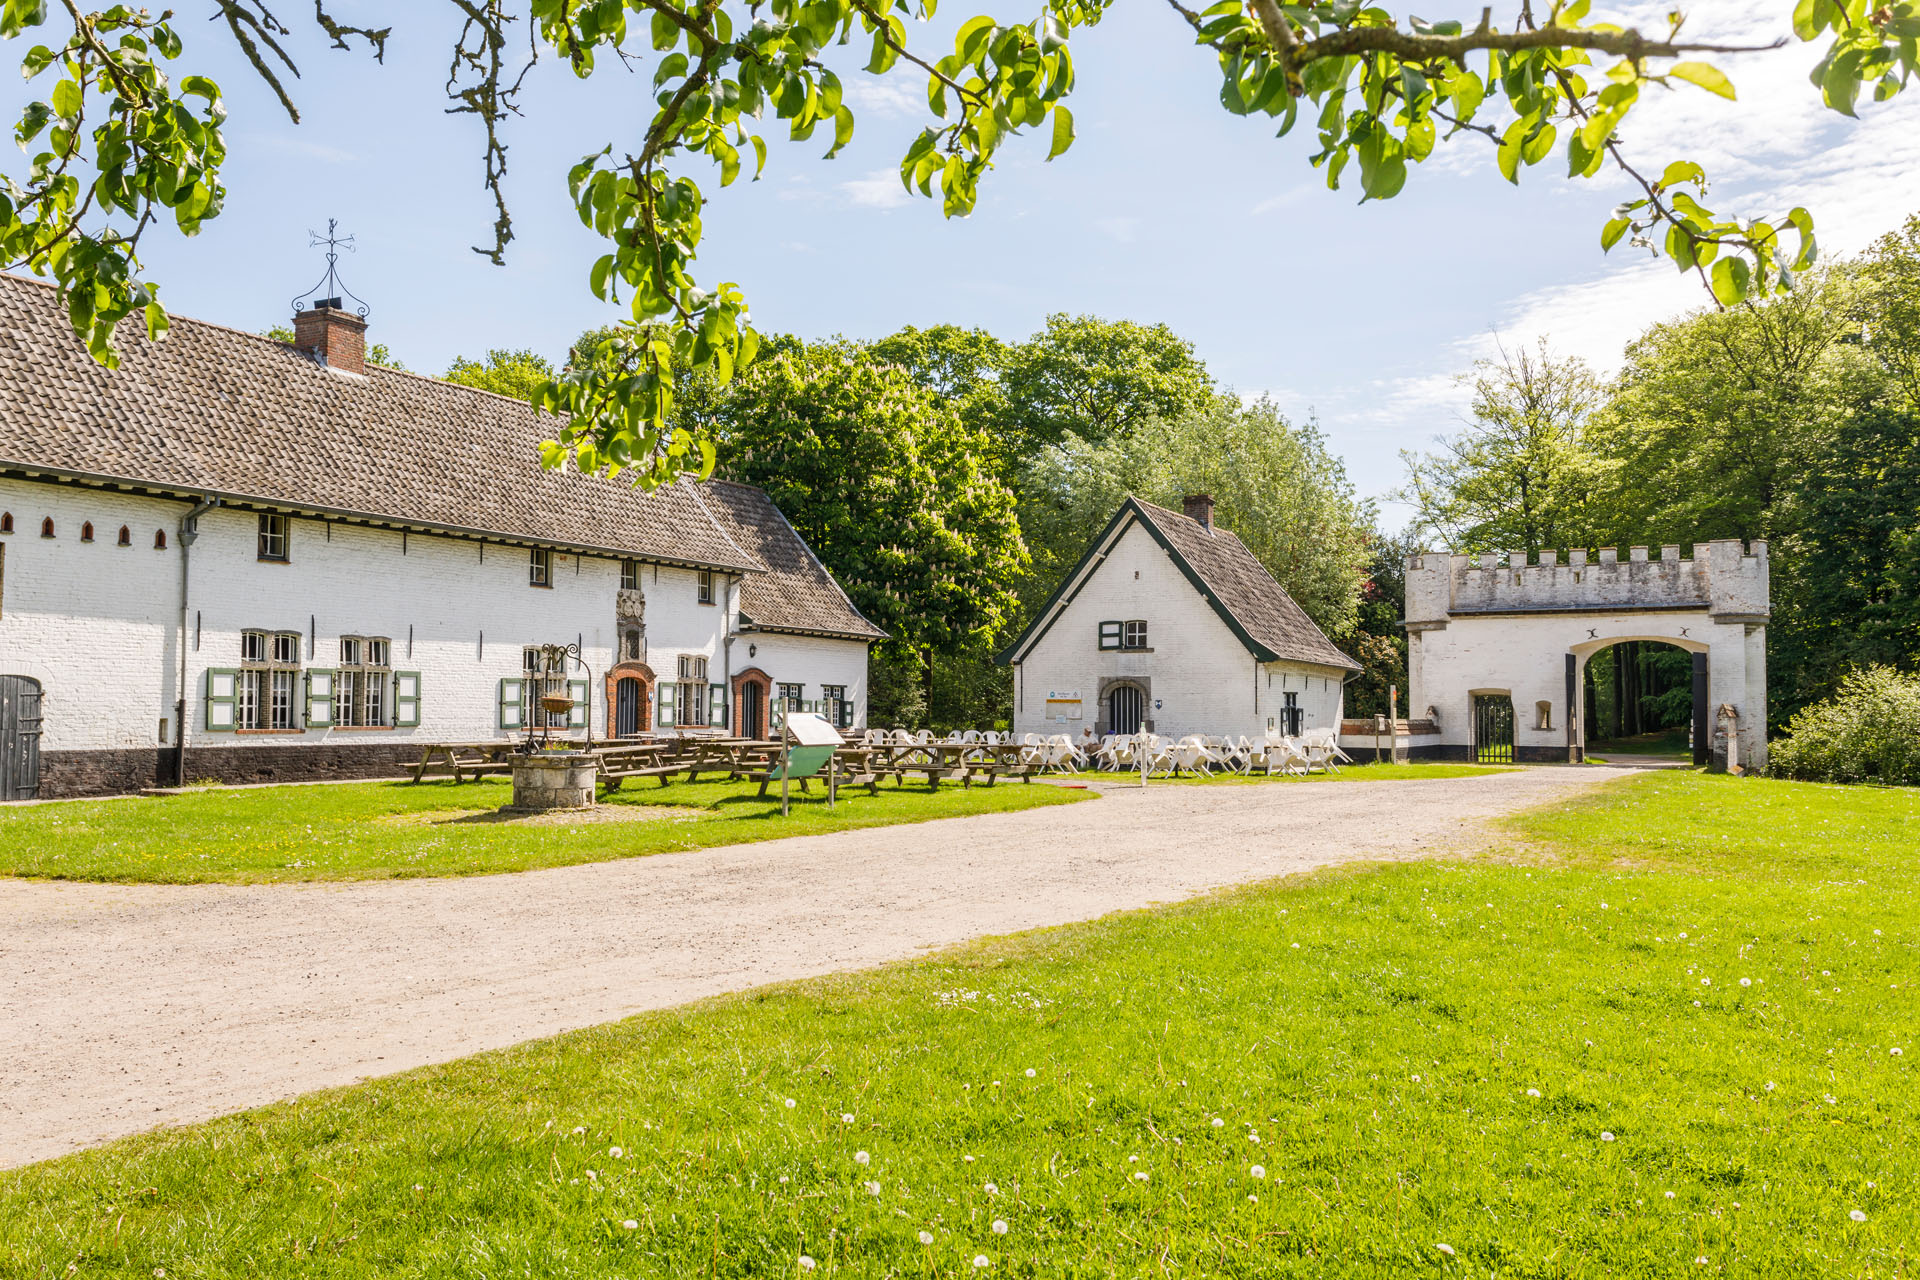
[0,271,760,572]
[699,480,886,641]
[1002,495,1360,671]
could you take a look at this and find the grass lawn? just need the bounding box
[5,771,1915,1276]
[0,776,1087,885]
[1070,762,1517,785]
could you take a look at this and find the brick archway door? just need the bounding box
[734,667,772,741]
[606,662,655,737]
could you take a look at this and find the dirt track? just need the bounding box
[0,767,1629,1168]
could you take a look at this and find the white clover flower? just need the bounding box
[1436,1243,1455,1256]
[1526,1088,1541,1098]
[1694,1001,1702,1007]
[1665,1191,1676,1200]
[866,1181,881,1196]
[1247,1194,1259,1203]
[1766,1082,1776,1091]
[1825,1094,1838,1105]
[1702,978,1711,986]
[1679,933,1687,938]
[918,1231,935,1245]
[785,1098,796,1109]
[1850,1209,1868,1222]
[1823,970,1831,976]
[585,1169,598,1180]
[609,1146,623,1158]
[1251,1165,1266,1179]
[984,1182,998,1194]
[973,1256,990,1269]
[622,1219,638,1230]
[1740,978,1752,987]
[1290,943,1300,949]
[1025,1068,1036,1078]
[799,1257,815,1271]
[842,1113,855,1124]
[963,1154,975,1163]
[1600,1132,1616,1142]
[1893,1047,1905,1056]
[855,1151,870,1166]
[779,1176,789,1184]
[572,1126,587,1135]
[992,1219,1008,1234]
[1211,1118,1225,1128]
[1696,1257,1708,1265]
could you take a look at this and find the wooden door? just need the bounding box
[0,675,44,801]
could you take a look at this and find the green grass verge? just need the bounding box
[1070,762,1518,785]
[4,771,1914,1275]
[0,776,1087,885]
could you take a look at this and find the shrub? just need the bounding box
[1770,665,1920,786]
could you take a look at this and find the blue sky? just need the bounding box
[10,2,1919,524]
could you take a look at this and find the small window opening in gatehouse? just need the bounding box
[158,717,169,744]
[154,529,168,549]
[81,522,94,542]
[117,525,131,546]
[40,517,54,538]
[1535,700,1554,731]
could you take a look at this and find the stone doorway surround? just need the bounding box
[1095,675,1151,737]
[604,662,655,737]
[732,667,772,741]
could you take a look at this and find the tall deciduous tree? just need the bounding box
[444,349,557,402]
[1019,397,1372,639]
[9,2,1899,483]
[1398,339,1609,556]
[997,314,1218,451]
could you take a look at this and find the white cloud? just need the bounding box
[843,79,924,118]
[839,169,911,209]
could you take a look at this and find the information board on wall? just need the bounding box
[1044,690,1083,723]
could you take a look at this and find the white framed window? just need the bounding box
[778,682,804,711]
[697,570,714,605]
[529,547,552,587]
[677,655,709,725]
[1122,620,1148,650]
[620,558,639,590]
[1281,691,1303,737]
[822,684,852,729]
[257,513,289,562]
[237,629,302,730]
[336,635,393,727]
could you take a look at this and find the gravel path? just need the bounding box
[0,766,1629,1168]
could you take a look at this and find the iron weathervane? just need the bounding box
[291,218,370,317]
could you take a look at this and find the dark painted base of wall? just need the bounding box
[1406,743,1471,763]
[38,743,421,798]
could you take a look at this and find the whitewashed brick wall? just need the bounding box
[743,630,870,727]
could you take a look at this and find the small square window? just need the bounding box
[697,570,714,605]
[257,513,289,562]
[1122,620,1148,650]
[529,548,552,587]
[272,632,301,665]
[620,559,639,591]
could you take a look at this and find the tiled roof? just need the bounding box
[699,480,886,641]
[1130,497,1360,670]
[0,272,760,572]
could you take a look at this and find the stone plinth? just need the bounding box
[508,750,598,812]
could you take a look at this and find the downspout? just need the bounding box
[174,495,220,786]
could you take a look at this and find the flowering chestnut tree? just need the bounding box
[4,0,1916,488]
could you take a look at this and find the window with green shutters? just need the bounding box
[204,668,239,731]
[497,677,524,730]
[568,679,589,731]
[658,681,676,727]
[392,671,421,727]
[709,685,728,728]
[303,669,336,728]
[1098,620,1122,650]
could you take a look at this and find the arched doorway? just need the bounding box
[1575,637,1706,765]
[603,662,654,738]
[733,667,772,741]
[1106,683,1145,735]
[1,675,44,801]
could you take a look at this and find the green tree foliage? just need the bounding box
[997,313,1218,451]
[1345,527,1420,719]
[1399,339,1609,556]
[1019,397,1373,639]
[1769,665,1920,785]
[444,349,557,402]
[706,341,1027,662]
[10,2,1908,487]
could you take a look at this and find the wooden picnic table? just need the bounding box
[858,740,1034,788]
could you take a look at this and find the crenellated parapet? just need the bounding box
[1403,540,1769,629]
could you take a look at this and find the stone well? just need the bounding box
[507,750,598,812]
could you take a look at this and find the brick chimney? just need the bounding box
[291,300,367,375]
[1182,493,1215,530]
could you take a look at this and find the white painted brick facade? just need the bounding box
[1012,523,1346,739]
[0,478,869,764]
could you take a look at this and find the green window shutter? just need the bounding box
[710,685,728,728]
[304,669,336,728]
[392,671,422,728]
[568,678,589,731]
[1098,620,1122,650]
[204,668,239,731]
[658,681,676,727]
[497,676,523,731]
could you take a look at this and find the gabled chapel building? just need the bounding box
[1002,495,1359,739]
[0,274,882,799]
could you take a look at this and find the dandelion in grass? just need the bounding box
[1251,1165,1266,1179]
[799,1258,815,1271]
[1893,1047,1904,1056]
[855,1151,871,1166]
[572,1126,587,1135]
[622,1220,638,1230]
[1766,1082,1777,1091]
[779,1176,790,1184]
[1526,1089,1541,1098]
[1129,1155,1139,1163]
[609,1146,623,1158]
[992,1219,1008,1234]
[1211,1118,1225,1128]
[919,1231,935,1245]
[1435,1243,1455,1257]
[973,1256,991,1269]
[785,1098,796,1108]
[1600,1132,1616,1142]
[866,1181,882,1196]
[1666,1192,1676,1200]
[1702,978,1711,986]
[842,1113,855,1124]
[1025,1068,1036,1078]
[1411,1075,1420,1083]
[1134,1172,1150,1183]
[984,1182,998,1194]
[1851,1209,1868,1222]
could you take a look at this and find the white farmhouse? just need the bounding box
[0,274,883,799]
[1002,495,1359,739]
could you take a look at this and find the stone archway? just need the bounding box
[605,662,655,737]
[1569,635,1709,765]
[1404,541,1769,771]
[733,667,772,741]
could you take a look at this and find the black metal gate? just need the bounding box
[1472,694,1514,764]
[0,675,44,801]
[1107,684,1144,735]
[1691,651,1710,767]
[615,678,643,737]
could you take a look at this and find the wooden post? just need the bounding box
[780,717,791,818]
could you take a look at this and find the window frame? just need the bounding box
[696,569,715,605]
[1097,620,1122,651]
[1122,619,1149,651]
[334,634,394,728]
[257,512,290,563]
[529,547,552,588]
[620,558,640,591]
[237,629,304,731]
